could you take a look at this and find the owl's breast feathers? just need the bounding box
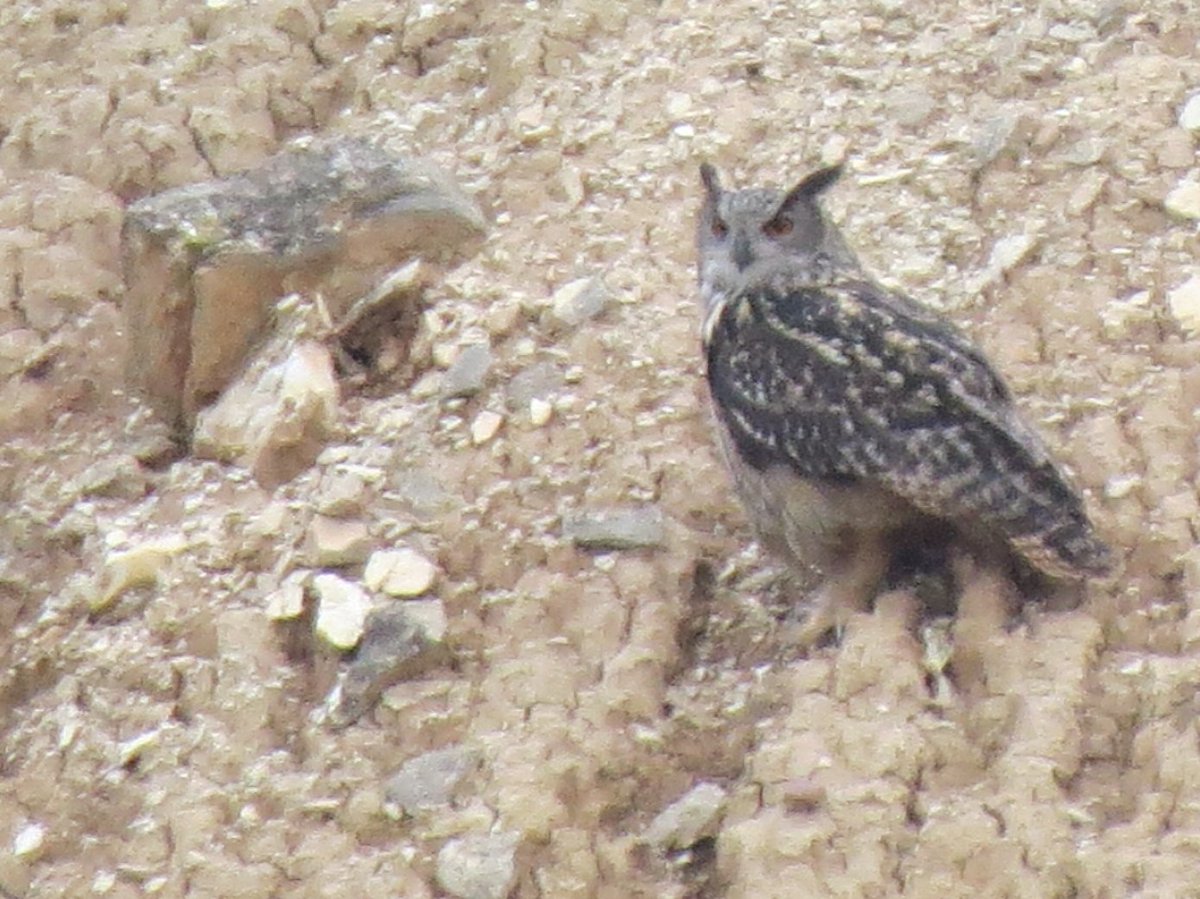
[703,264,1114,580]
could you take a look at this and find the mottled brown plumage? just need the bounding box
[696,162,1113,643]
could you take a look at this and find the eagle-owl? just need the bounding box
[696,161,1114,645]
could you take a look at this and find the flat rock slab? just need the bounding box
[122,137,486,431]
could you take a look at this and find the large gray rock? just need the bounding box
[122,137,486,432]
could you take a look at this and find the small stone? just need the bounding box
[972,112,1025,166]
[441,343,493,398]
[329,604,447,726]
[562,506,666,550]
[313,573,372,650]
[93,534,187,612]
[643,783,728,851]
[1164,180,1200,221]
[1167,275,1200,333]
[886,88,936,128]
[820,134,850,166]
[389,469,454,516]
[128,422,183,470]
[118,729,162,767]
[306,516,372,567]
[318,471,368,517]
[485,301,522,338]
[384,745,480,818]
[265,571,308,620]
[411,370,442,398]
[1064,137,1106,167]
[505,362,562,410]
[1066,172,1107,215]
[546,277,610,329]
[529,398,553,427]
[470,410,504,445]
[0,329,43,378]
[69,456,148,501]
[436,832,521,899]
[987,232,1040,275]
[402,599,448,642]
[1179,93,1200,131]
[1047,22,1092,42]
[12,823,46,860]
[363,547,438,596]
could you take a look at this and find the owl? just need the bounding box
[696,161,1114,645]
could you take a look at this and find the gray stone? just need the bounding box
[562,506,666,550]
[643,782,728,851]
[384,745,480,817]
[389,468,456,516]
[436,832,521,899]
[546,276,611,329]
[122,137,485,431]
[329,603,447,727]
[972,112,1024,166]
[441,343,494,398]
[504,362,562,410]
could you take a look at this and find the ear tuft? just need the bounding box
[773,164,843,218]
[800,164,844,197]
[699,162,722,197]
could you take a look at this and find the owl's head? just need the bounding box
[695,163,855,309]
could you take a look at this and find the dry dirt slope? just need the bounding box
[1,0,1200,897]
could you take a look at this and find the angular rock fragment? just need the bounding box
[1164,180,1200,221]
[441,343,494,398]
[384,745,480,818]
[545,276,610,330]
[436,832,522,899]
[93,534,187,613]
[363,547,438,596]
[305,515,372,567]
[328,603,448,727]
[1167,275,1200,334]
[562,506,666,550]
[312,573,372,650]
[122,137,486,431]
[192,332,339,489]
[643,782,728,851]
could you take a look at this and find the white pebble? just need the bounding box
[364,548,438,597]
[529,398,553,427]
[470,410,504,445]
[313,573,371,649]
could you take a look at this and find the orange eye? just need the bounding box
[711,218,728,238]
[763,217,793,237]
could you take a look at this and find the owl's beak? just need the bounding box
[732,232,753,271]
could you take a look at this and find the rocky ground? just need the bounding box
[2,1,1200,897]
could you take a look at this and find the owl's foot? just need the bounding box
[786,539,890,650]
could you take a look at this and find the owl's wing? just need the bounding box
[704,272,1113,579]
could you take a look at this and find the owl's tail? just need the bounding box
[1010,517,1117,582]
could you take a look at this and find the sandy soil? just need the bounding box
[1,0,1199,896]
